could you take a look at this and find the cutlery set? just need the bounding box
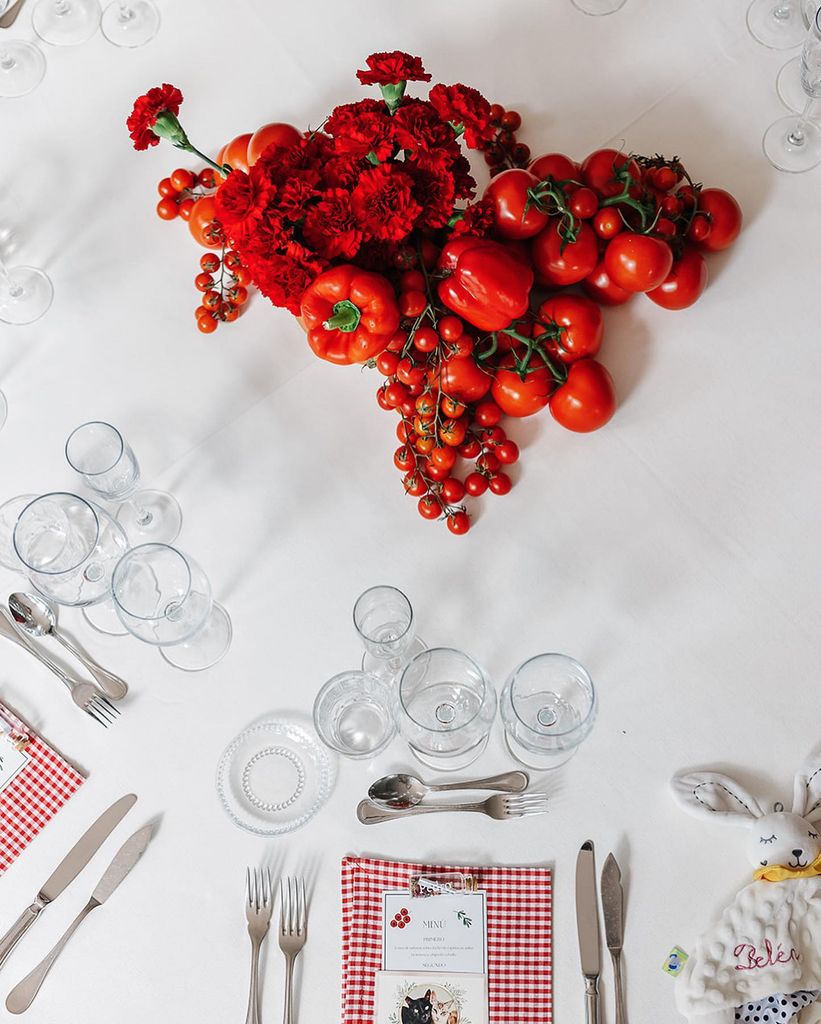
[576,841,627,1024]
[0,794,152,1013]
[0,592,127,727]
[244,870,308,1024]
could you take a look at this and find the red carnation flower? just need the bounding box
[247,252,320,315]
[214,166,272,243]
[450,197,496,238]
[356,51,431,86]
[278,178,319,219]
[127,83,184,150]
[428,83,495,149]
[303,189,362,260]
[408,165,456,230]
[326,99,395,161]
[324,155,363,190]
[351,163,422,243]
[391,99,455,165]
[448,153,477,201]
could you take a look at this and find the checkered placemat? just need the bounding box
[341,855,552,1024]
[0,703,85,874]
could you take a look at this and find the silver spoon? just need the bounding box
[8,592,128,701]
[368,769,529,809]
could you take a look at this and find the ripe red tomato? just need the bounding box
[188,196,223,249]
[537,295,604,363]
[491,355,554,417]
[604,233,673,293]
[474,400,503,427]
[568,187,599,220]
[464,472,488,496]
[549,359,616,432]
[247,122,303,165]
[484,169,549,240]
[593,208,623,240]
[156,197,178,221]
[441,477,465,504]
[646,247,708,310]
[582,260,633,306]
[440,418,468,447]
[694,188,742,252]
[580,149,641,197]
[446,511,471,535]
[489,473,512,495]
[170,168,195,192]
[219,133,253,174]
[418,495,441,520]
[438,357,492,403]
[528,152,579,182]
[532,222,598,287]
[438,315,464,342]
[157,177,176,198]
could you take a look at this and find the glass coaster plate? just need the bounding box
[216,717,336,837]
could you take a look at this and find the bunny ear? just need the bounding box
[671,771,764,824]
[792,751,821,822]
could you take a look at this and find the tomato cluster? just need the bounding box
[194,250,251,333]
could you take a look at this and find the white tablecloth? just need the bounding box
[2,0,820,1020]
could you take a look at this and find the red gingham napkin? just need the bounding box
[0,703,85,874]
[341,855,552,1024]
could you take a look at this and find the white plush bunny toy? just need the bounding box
[671,752,821,1024]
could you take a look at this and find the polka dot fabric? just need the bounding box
[735,991,820,1024]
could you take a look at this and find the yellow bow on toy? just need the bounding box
[754,851,821,882]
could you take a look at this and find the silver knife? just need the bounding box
[6,823,153,1014]
[601,853,626,1024]
[576,840,601,1024]
[0,794,137,970]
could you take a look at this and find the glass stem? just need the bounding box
[0,255,23,299]
[55,0,71,14]
[131,499,153,528]
[118,1,134,18]
[790,96,816,145]
[774,2,794,20]
[0,51,16,72]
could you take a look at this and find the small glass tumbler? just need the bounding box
[313,670,396,759]
[353,585,425,680]
[397,647,497,772]
[500,654,597,770]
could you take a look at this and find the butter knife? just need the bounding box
[601,853,626,1024]
[0,794,137,971]
[0,0,27,29]
[576,840,601,1024]
[6,823,153,1014]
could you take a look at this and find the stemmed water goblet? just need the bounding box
[65,421,182,545]
[0,389,6,433]
[32,0,101,45]
[748,0,808,48]
[111,543,232,671]
[0,40,46,98]
[352,585,425,682]
[100,0,159,46]
[777,1,821,109]
[0,252,53,325]
[571,0,626,14]
[764,4,821,170]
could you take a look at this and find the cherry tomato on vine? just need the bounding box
[491,355,554,417]
[188,196,223,249]
[430,446,457,472]
[198,168,218,189]
[489,473,512,495]
[604,233,673,293]
[580,149,641,198]
[686,214,711,243]
[496,441,520,465]
[438,356,492,403]
[399,290,426,318]
[415,436,435,455]
[537,295,604,364]
[403,472,428,497]
[197,313,218,334]
[203,290,221,311]
[568,187,599,220]
[440,396,464,418]
[170,168,195,192]
[376,351,399,376]
[397,358,425,388]
[693,188,742,252]
[418,496,441,520]
[425,463,449,482]
[484,169,549,240]
[156,197,178,220]
[464,472,489,497]
[474,400,503,427]
[177,198,194,221]
[477,452,500,474]
[646,247,708,310]
[158,177,176,198]
[384,382,409,408]
[194,272,213,292]
[501,109,522,131]
[532,222,598,287]
[446,334,474,359]
[440,418,468,447]
[458,438,482,460]
[413,326,438,353]
[593,207,623,239]
[549,359,616,433]
[438,315,464,342]
[415,393,437,418]
[376,386,393,411]
[394,446,415,472]
[446,511,471,535]
[441,477,465,504]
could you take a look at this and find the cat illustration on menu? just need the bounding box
[402,991,433,1024]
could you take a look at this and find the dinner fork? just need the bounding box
[279,877,307,1024]
[356,791,550,824]
[244,868,273,1024]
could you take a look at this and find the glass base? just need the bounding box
[101,0,160,46]
[777,55,805,111]
[83,598,129,636]
[116,490,182,544]
[362,635,427,683]
[504,730,576,771]
[33,0,102,45]
[408,734,489,773]
[763,114,821,171]
[747,0,806,48]
[0,266,54,325]
[160,602,232,671]
[0,41,47,98]
[571,0,626,12]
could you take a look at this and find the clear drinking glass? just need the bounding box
[313,670,396,759]
[776,1,821,109]
[66,421,182,544]
[0,41,46,98]
[397,647,497,772]
[571,0,626,14]
[500,654,597,770]
[0,389,6,432]
[764,6,821,170]
[33,0,101,45]
[13,493,128,610]
[0,253,53,325]
[100,0,160,46]
[748,0,807,48]
[112,543,232,671]
[353,585,425,681]
[0,494,37,570]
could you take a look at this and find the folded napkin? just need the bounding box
[341,855,552,1024]
[0,702,85,874]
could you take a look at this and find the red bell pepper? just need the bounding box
[436,236,533,332]
[300,265,400,365]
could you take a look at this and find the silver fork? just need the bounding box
[244,868,273,1024]
[357,791,550,825]
[279,877,307,1024]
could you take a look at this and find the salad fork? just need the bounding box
[357,791,550,824]
[244,868,273,1024]
[279,877,307,1024]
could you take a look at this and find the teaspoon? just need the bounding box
[368,769,529,809]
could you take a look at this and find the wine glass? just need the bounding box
[100,0,159,46]
[65,421,182,544]
[0,389,6,433]
[764,5,821,171]
[396,647,497,771]
[352,585,425,681]
[111,543,232,671]
[32,0,101,45]
[0,494,37,571]
[777,1,821,109]
[500,654,597,770]
[571,0,626,13]
[748,0,808,48]
[0,41,46,98]
[0,253,53,325]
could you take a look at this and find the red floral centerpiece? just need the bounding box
[127,52,742,535]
